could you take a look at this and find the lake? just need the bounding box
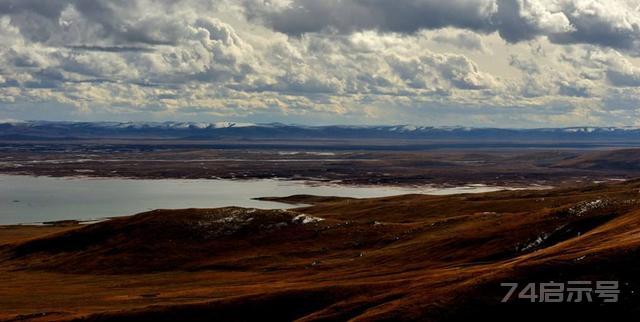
[0,175,526,225]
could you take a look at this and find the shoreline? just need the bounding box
[2,179,639,321]
[0,170,564,189]
[0,174,559,226]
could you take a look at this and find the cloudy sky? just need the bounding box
[2,0,640,127]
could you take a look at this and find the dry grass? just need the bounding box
[3,180,640,321]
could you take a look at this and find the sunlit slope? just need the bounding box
[3,181,640,321]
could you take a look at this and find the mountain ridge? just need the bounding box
[3,121,640,141]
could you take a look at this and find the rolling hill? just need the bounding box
[2,180,640,321]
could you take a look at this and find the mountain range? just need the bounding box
[3,121,640,142]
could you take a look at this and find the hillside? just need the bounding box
[2,181,640,321]
[553,149,640,171]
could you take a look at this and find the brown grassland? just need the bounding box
[2,179,640,321]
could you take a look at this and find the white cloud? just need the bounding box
[432,30,490,52]
[0,0,640,127]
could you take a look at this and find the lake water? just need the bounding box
[0,175,526,225]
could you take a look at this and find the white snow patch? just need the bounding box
[211,122,255,128]
[567,199,607,216]
[521,233,549,251]
[292,214,324,224]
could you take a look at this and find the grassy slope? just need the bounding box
[2,181,640,321]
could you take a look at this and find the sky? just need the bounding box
[2,0,640,127]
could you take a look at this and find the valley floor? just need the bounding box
[2,143,639,187]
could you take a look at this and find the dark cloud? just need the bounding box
[607,69,640,87]
[245,0,497,35]
[0,0,68,18]
[547,1,640,50]
[66,45,155,53]
[493,0,546,42]
[1,0,184,46]
[1,0,76,43]
[4,0,638,50]
[246,0,640,51]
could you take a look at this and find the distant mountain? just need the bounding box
[2,121,640,141]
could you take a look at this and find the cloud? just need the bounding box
[246,0,640,52]
[0,0,640,127]
[606,65,640,87]
[557,47,640,88]
[388,51,497,90]
[557,79,592,97]
[548,0,640,50]
[432,30,490,52]
[66,45,155,53]
[244,0,498,35]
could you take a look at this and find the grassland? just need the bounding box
[2,180,640,321]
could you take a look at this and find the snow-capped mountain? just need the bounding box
[2,121,640,141]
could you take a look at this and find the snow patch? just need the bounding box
[521,233,550,251]
[567,199,607,216]
[292,214,324,224]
